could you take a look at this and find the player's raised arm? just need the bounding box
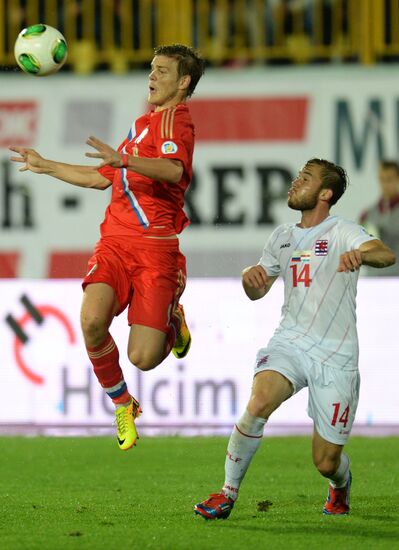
[9,146,111,190]
[242,265,277,300]
[337,239,396,272]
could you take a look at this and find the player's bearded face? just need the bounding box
[288,186,320,211]
[148,56,182,109]
[288,165,324,211]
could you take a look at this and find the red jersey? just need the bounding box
[98,103,194,237]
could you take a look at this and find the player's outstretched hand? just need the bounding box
[85,136,123,168]
[337,249,362,272]
[9,146,47,173]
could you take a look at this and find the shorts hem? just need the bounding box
[128,319,169,334]
[312,424,352,445]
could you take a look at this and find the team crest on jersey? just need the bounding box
[315,240,328,256]
[161,141,178,154]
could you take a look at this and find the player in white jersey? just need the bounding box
[194,158,396,520]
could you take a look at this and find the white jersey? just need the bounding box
[260,215,375,371]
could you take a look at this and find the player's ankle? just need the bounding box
[222,484,239,501]
[114,398,132,409]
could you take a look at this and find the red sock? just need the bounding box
[87,333,130,404]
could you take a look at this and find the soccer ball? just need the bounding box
[14,24,68,76]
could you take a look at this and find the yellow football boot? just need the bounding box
[115,397,141,451]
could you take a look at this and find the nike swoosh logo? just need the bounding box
[117,437,125,445]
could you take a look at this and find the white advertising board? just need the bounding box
[0,278,398,435]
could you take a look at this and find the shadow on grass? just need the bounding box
[207,518,399,541]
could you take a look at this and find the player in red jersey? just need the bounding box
[10,44,205,450]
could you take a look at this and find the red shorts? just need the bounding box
[82,235,186,333]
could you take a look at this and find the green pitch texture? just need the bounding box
[0,436,398,550]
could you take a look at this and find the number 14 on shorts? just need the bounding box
[331,402,350,428]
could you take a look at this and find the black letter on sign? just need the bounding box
[184,169,202,225]
[335,99,384,169]
[212,166,245,225]
[256,166,293,224]
[1,160,34,228]
[62,366,92,415]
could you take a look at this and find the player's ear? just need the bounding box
[179,74,191,93]
[319,188,333,203]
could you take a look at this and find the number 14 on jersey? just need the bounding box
[290,263,312,287]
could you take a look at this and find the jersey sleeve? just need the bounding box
[97,164,117,182]
[153,109,194,174]
[259,227,282,276]
[340,219,376,250]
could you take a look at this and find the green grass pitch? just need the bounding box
[0,436,398,549]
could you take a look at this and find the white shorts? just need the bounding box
[254,339,360,445]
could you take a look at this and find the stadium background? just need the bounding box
[0,0,398,436]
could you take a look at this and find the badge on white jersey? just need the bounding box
[161,141,178,154]
[315,240,329,256]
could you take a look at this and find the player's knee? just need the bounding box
[128,348,160,371]
[247,393,274,420]
[80,314,108,347]
[314,456,340,478]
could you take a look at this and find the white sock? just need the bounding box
[222,409,266,501]
[328,452,350,488]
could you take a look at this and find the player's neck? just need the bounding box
[298,208,330,228]
[154,98,186,112]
